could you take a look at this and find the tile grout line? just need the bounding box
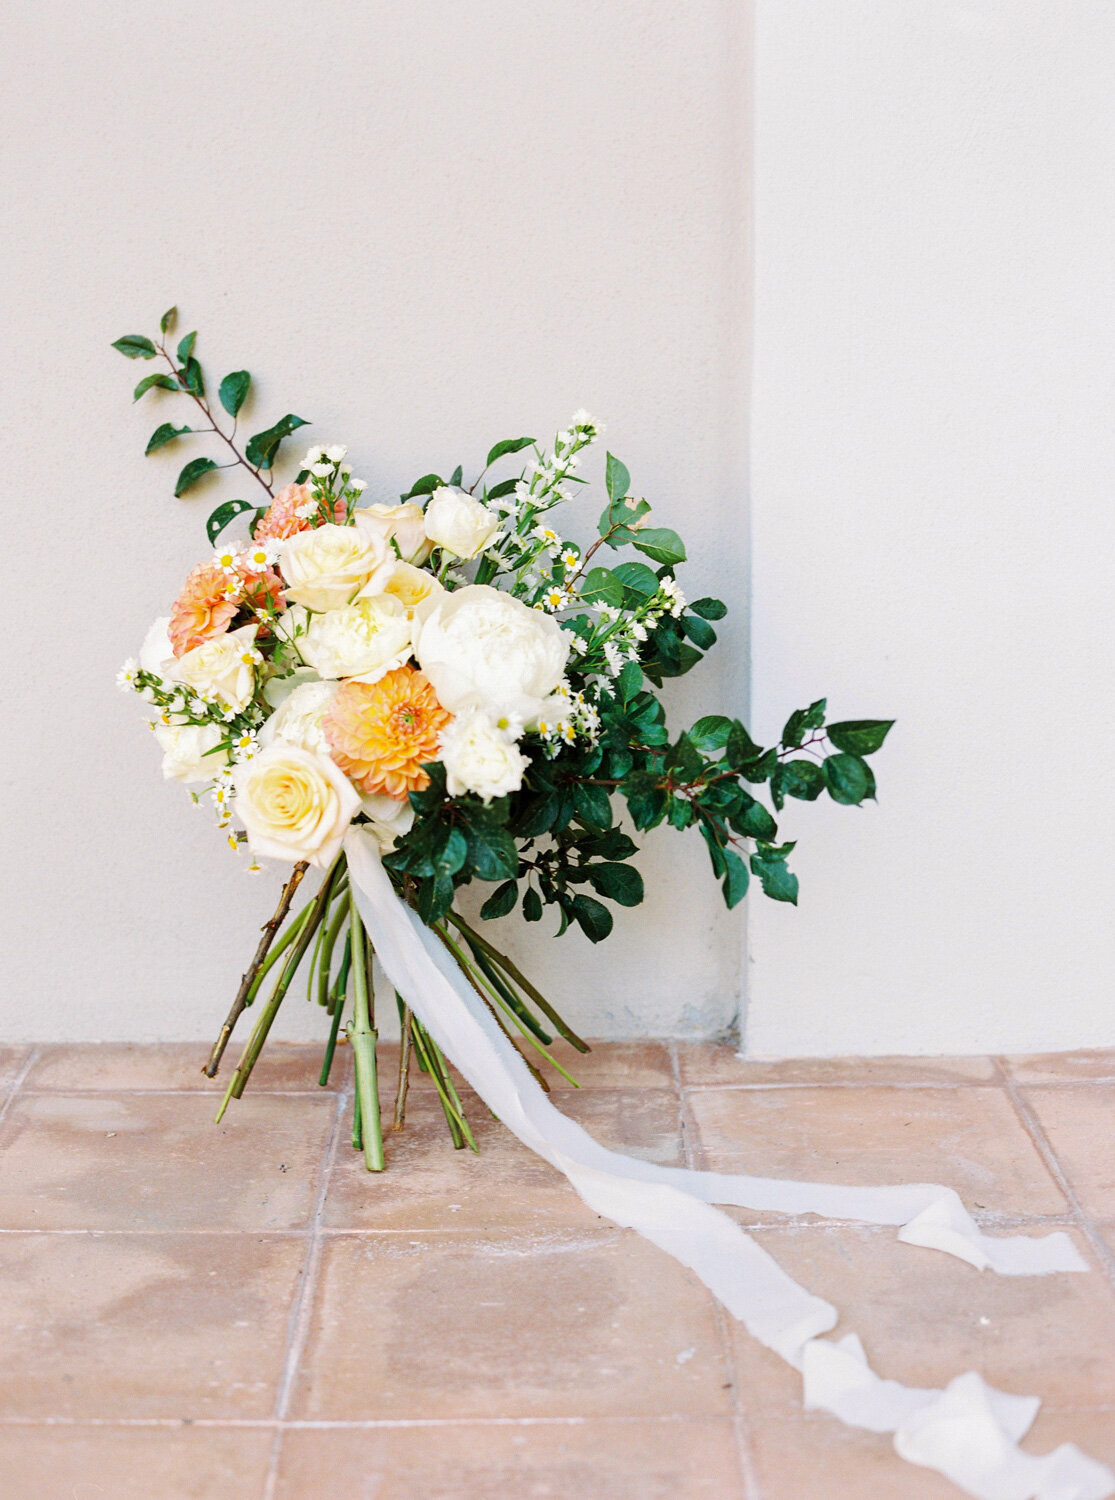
[262,1085,348,1500]
[668,1041,763,1500]
[0,1047,41,1129]
[991,1056,1115,1293]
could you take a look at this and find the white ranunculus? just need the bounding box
[233,744,360,868]
[174,624,259,713]
[279,523,387,612]
[360,560,445,619]
[154,722,229,783]
[412,584,570,722]
[259,679,340,755]
[353,502,434,566]
[140,617,177,681]
[299,593,413,681]
[359,790,416,851]
[423,486,500,560]
[439,706,529,802]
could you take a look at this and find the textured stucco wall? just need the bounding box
[0,2,749,1041]
[747,1,1115,1055]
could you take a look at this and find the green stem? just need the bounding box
[409,1018,476,1151]
[348,892,384,1172]
[316,895,349,1010]
[318,963,347,1088]
[444,911,590,1053]
[393,994,412,1131]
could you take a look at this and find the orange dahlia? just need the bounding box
[255,481,346,541]
[168,559,285,658]
[323,666,451,799]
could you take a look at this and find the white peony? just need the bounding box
[279,523,387,612]
[361,560,445,619]
[174,624,259,713]
[439,706,529,802]
[353,502,433,566]
[423,487,500,560]
[233,744,361,868]
[259,679,340,755]
[299,593,413,681]
[140,617,176,681]
[359,790,417,851]
[412,584,570,722]
[153,722,229,783]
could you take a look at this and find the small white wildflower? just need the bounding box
[350,478,367,494]
[630,621,648,642]
[309,461,333,479]
[597,603,621,624]
[116,659,139,691]
[603,641,624,677]
[140,686,156,703]
[295,500,317,519]
[560,548,579,570]
[303,445,326,466]
[570,408,601,435]
[244,543,271,571]
[338,464,352,479]
[227,832,240,854]
[326,444,348,463]
[543,586,565,611]
[559,721,577,745]
[213,542,242,574]
[532,524,561,548]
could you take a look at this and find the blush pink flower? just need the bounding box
[255,482,345,542]
[168,559,285,658]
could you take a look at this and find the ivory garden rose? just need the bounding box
[299,594,413,681]
[232,744,361,867]
[422,486,500,559]
[354,502,433,566]
[279,523,386,612]
[174,624,260,713]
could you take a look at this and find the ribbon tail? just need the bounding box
[344,829,1114,1500]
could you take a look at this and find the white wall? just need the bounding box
[0,2,749,1042]
[747,1,1115,1055]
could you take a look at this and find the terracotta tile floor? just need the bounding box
[1,1039,1113,1498]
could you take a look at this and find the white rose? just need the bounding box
[353,502,434,566]
[154,722,229,783]
[259,679,340,755]
[359,790,416,852]
[140,617,176,680]
[360,560,445,619]
[233,744,361,868]
[413,584,570,722]
[279,523,387,612]
[439,707,529,802]
[175,624,259,713]
[423,487,500,560]
[299,593,413,681]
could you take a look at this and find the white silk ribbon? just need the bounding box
[345,829,1114,1500]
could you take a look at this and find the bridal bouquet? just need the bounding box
[114,310,893,1170]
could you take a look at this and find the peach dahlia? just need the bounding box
[323,665,451,799]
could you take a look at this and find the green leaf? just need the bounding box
[486,437,535,467]
[782,699,827,748]
[176,330,197,363]
[206,499,255,545]
[823,753,871,805]
[611,561,659,597]
[145,422,192,454]
[465,822,518,881]
[174,457,219,497]
[401,473,443,501]
[587,862,644,907]
[571,894,613,943]
[726,720,760,771]
[573,782,612,830]
[486,477,519,500]
[751,850,799,904]
[722,849,750,908]
[770,759,824,809]
[480,879,518,920]
[219,370,251,418]
[179,356,204,396]
[827,719,895,756]
[160,306,177,334]
[616,659,642,702]
[690,597,727,621]
[690,715,733,753]
[580,567,626,608]
[245,413,310,470]
[682,614,717,650]
[731,797,778,841]
[112,334,157,359]
[605,452,630,502]
[133,373,179,401]
[632,528,686,566]
[434,828,468,878]
[666,732,702,782]
[449,464,463,487]
[623,775,667,830]
[523,887,543,922]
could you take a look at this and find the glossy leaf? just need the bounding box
[159,306,177,334]
[401,473,443,501]
[632,527,686,565]
[219,370,251,418]
[480,880,518,920]
[112,334,157,359]
[485,436,535,467]
[690,597,727,621]
[682,614,717,649]
[823,753,872,805]
[465,823,518,881]
[176,330,197,363]
[523,887,543,922]
[605,452,630,502]
[174,456,219,497]
[245,413,310,470]
[580,567,626,608]
[827,719,895,756]
[611,561,658,597]
[571,893,613,943]
[206,499,255,545]
[134,373,179,401]
[586,862,644,907]
[722,849,750,908]
[145,422,192,454]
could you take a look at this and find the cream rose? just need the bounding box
[359,790,417,852]
[279,523,387,612]
[362,560,445,619]
[439,706,529,802]
[412,584,570,722]
[153,722,229,783]
[353,502,434,566]
[423,487,500,560]
[299,593,413,681]
[174,624,259,713]
[259,679,340,755]
[233,744,360,868]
